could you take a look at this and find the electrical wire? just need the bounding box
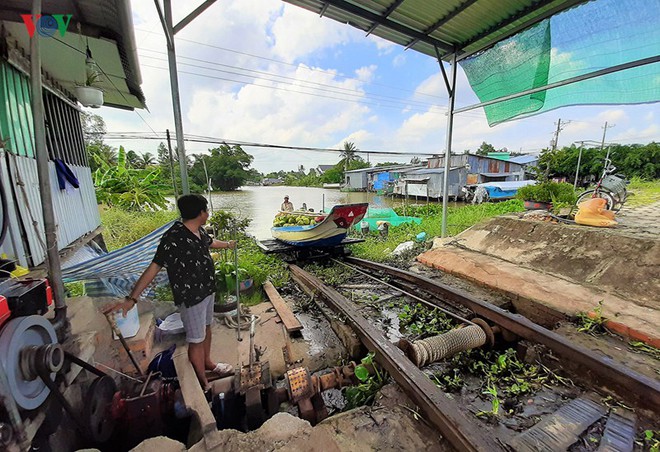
[102,133,440,156]
[138,49,449,111]
[135,27,446,101]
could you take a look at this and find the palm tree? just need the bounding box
[340,141,358,171]
[138,152,156,168]
[126,150,140,168]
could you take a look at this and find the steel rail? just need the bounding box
[330,258,474,326]
[345,257,660,413]
[290,264,502,452]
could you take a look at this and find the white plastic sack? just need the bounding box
[391,241,414,256]
[158,312,185,335]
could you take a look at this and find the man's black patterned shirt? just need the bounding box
[152,221,215,307]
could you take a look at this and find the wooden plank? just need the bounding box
[172,346,222,449]
[263,281,303,333]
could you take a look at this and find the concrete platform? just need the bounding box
[417,211,660,348]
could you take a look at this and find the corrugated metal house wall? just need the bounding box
[401,168,465,198]
[466,155,524,182]
[344,170,368,189]
[0,61,99,267]
[0,150,28,266]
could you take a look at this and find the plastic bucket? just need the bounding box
[113,304,140,339]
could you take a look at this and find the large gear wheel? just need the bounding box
[0,315,57,410]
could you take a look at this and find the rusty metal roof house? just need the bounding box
[0,0,145,268]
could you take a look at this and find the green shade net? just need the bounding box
[460,0,660,126]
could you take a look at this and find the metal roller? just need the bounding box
[0,315,58,410]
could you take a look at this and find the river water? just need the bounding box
[202,186,419,239]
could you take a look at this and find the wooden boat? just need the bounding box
[271,203,368,247]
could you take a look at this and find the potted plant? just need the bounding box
[516,182,577,211]
[214,261,252,312]
[75,72,104,108]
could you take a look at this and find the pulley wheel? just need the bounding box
[0,316,57,410]
[84,376,117,443]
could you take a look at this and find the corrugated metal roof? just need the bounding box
[510,155,539,164]
[284,0,588,61]
[0,0,145,109]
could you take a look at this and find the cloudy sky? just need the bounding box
[95,0,660,174]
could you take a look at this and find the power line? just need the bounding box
[138,50,449,111]
[135,27,446,101]
[140,63,450,116]
[102,132,439,156]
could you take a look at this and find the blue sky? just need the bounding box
[96,0,660,174]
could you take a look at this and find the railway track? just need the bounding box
[289,258,660,452]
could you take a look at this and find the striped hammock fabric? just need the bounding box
[62,221,175,282]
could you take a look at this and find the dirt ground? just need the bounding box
[129,384,447,452]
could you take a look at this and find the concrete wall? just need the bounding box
[449,216,660,307]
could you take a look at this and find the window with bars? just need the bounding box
[0,61,87,167]
[43,91,87,167]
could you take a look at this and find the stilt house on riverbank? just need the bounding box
[0,1,145,268]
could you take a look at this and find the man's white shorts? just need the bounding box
[179,293,214,343]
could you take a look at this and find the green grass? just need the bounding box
[100,206,179,250]
[626,177,660,208]
[352,199,524,261]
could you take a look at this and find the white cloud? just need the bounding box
[597,109,627,124]
[93,0,660,172]
[271,4,357,62]
[392,54,406,68]
[355,65,377,82]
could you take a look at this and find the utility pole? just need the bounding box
[165,129,178,197]
[573,141,585,189]
[600,121,615,161]
[156,0,217,194]
[552,118,572,150]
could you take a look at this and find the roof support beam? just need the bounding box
[319,2,329,17]
[405,0,479,50]
[319,0,453,52]
[365,0,405,37]
[154,0,174,49]
[173,0,217,35]
[454,55,660,114]
[440,51,457,238]
[451,0,588,62]
[434,45,452,96]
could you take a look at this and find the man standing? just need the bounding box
[105,194,235,391]
[281,195,294,211]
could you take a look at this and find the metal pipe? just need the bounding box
[440,52,457,237]
[234,227,241,341]
[30,0,68,334]
[166,129,179,197]
[162,0,190,194]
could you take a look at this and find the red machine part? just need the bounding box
[45,279,53,307]
[0,296,9,328]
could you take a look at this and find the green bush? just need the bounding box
[516,182,576,204]
[100,207,178,251]
[209,210,251,240]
